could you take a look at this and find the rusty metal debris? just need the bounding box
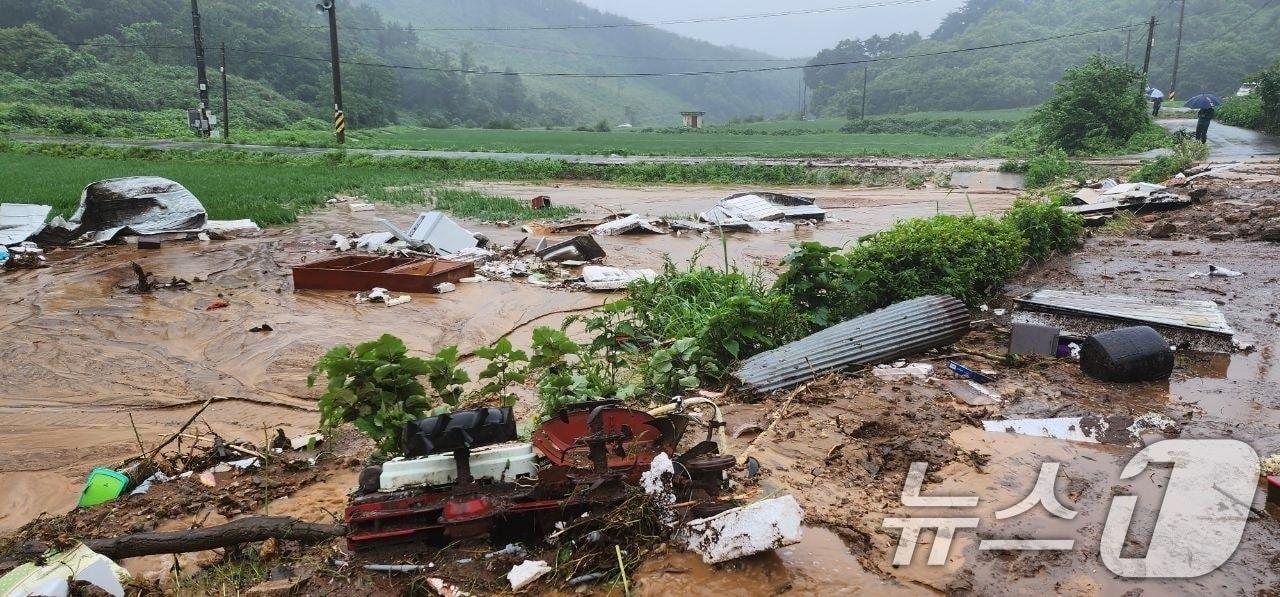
[344,400,754,553]
[292,255,474,294]
[735,295,971,393]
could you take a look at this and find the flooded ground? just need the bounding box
[3,167,1280,594]
[0,182,1020,533]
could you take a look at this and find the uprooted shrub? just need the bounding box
[1003,197,1084,261]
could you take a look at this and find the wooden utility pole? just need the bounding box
[1124,27,1132,63]
[219,41,229,140]
[860,66,869,120]
[1141,16,1156,96]
[1170,0,1186,98]
[319,0,345,144]
[189,0,211,138]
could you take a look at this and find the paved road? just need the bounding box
[1154,119,1280,161]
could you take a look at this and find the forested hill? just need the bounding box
[805,0,1280,117]
[359,0,798,126]
[0,0,795,132]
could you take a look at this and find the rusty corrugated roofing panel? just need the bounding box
[734,295,971,393]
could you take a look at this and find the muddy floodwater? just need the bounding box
[0,182,1017,529]
[4,175,1280,594]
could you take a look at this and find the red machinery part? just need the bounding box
[532,406,666,476]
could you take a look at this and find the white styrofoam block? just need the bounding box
[681,494,804,564]
[506,560,552,591]
[380,442,536,492]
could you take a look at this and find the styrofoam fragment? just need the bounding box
[506,560,552,591]
[872,362,934,380]
[681,495,804,564]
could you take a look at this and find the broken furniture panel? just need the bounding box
[379,211,480,253]
[1013,289,1234,353]
[292,256,474,293]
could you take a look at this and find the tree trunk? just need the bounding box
[2,516,344,566]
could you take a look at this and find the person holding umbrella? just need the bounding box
[1148,87,1166,116]
[1184,94,1223,143]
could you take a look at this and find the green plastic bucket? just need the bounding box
[78,468,129,508]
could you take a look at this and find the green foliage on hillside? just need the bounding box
[366,0,795,127]
[1220,58,1280,134]
[0,0,796,135]
[807,0,1280,117]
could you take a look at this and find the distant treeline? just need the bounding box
[805,0,1280,118]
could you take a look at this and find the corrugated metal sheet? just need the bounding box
[1014,290,1234,336]
[34,177,207,245]
[734,295,971,393]
[0,203,51,246]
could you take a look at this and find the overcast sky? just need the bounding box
[577,0,967,58]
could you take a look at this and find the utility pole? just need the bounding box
[189,0,211,138]
[1141,16,1156,97]
[220,41,229,140]
[1124,27,1132,63]
[318,0,345,144]
[798,74,807,120]
[1170,0,1186,98]
[860,66,869,120]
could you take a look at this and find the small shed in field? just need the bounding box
[680,111,706,129]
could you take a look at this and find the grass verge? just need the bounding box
[0,140,937,224]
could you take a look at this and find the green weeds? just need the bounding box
[1003,197,1084,261]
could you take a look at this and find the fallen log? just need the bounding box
[2,516,344,565]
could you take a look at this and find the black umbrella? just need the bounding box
[1184,94,1223,109]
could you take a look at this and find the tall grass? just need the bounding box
[1,140,938,198]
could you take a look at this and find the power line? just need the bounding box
[279,0,942,32]
[9,22,1148,79]
[435,38,807,63]
[224,22,1146,78]
[1208,0,1277,43]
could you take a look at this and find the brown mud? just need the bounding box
[0,182,1018,535]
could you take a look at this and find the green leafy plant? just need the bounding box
[644,338,722,397]
[528,326,642,421]
[774,241,871,328]
[473,337,529,407]
[422,345,470,407]
[1023,148,1080,188]
[847,215,1027,309]
[308,334,433,454]
[626,257,808,363]
[1131,139,1209,183]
